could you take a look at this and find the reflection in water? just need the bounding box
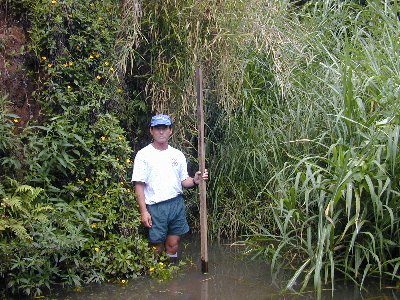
[201,277,208,300]
[55,235,400,300]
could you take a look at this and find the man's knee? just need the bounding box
[165,236,180,254]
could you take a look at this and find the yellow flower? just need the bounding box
[95,247,99,252]
[41,56,47,61]
[120,182,124,185]
[96,75,101,80]
[104,61,109,66]
[91,224,97,228]
[63,63,68,67]
[100,136,106,141]
[95,53,100,58]
[117,88,123,93]
[51,0,56,4]
[67,85,72,89]
[68,61,73,66]
[126,159,131,163]
[109,67,114,72]
[118,136,123,140]
[13,118,19,123]
[89,55,94,59]
[149,267,155,272]
[121,279,126,284]
[47,63,52,68]
[85,177,89,182]
[159,262,164,266]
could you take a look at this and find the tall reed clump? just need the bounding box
[117,0,253,226]
[232,0,400,297]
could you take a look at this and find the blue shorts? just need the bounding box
[147,194,189,244]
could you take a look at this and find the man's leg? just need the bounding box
[165,235,180,263]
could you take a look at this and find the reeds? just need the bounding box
[117,0,400,296]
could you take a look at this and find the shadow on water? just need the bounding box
[55,235,400,300]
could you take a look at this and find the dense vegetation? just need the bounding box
[1,0,399,298]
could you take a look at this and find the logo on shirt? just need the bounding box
[171,158,178,167]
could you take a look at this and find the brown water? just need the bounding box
[54,236,400,300]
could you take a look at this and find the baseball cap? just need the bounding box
[150,114,172,127]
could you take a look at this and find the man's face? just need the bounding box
[150,125,172,143]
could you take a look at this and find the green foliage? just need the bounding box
[212,0,400,298]
[0,96,22,176]
[0,178,46,241]
[1,0,177,297]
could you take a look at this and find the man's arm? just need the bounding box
[181,169,208,188]
[135,181,152,228]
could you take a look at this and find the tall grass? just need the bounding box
[116,0,400,295]
[207,0,400,297]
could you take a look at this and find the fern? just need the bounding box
[0,220,32,241]
[0,178,45,241]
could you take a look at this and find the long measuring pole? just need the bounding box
[195,65,208,274]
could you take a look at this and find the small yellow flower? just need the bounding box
[85,177,89,182]
[95,53,100,58]
[41,56,47,61]
[95,247,99,252]
[100,136,106,141]
[109,67,114,72]
[159,262,164,266]
[13,118,19,123]
[51,0,57,4]
[117,88,123,93]
[96,75,101,80]
[68,61,73,66]
[89,55,94,59]
[116,158,120,161]
[67,85,72,89]
[63,63,68,67]
[91,224,97,228]
[126,159,131,163]
[118,136,123,140]
[120,182,124,185]
[104,61,109,66]
[149,267,155,272]
[47,63,53,68]
[121,279,126,283]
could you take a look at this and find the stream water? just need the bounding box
[54,235,399,300]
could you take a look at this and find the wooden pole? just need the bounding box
[195,65,208,274]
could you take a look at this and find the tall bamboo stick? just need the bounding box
[195,65,208,274]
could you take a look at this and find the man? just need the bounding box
[131,114,208,262]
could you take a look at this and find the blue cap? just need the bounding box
[150,114,172,127]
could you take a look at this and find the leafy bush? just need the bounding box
[0,0,172,297]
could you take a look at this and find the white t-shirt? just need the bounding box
[131,144,189,205]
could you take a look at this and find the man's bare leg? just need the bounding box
[165,235,180,263]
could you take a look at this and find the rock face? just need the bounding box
[0,8,39,128]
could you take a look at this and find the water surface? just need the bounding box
[55,236,400,300]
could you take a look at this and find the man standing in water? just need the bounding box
[131,114,208,262]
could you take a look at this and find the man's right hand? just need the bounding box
[141,210,152,228]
